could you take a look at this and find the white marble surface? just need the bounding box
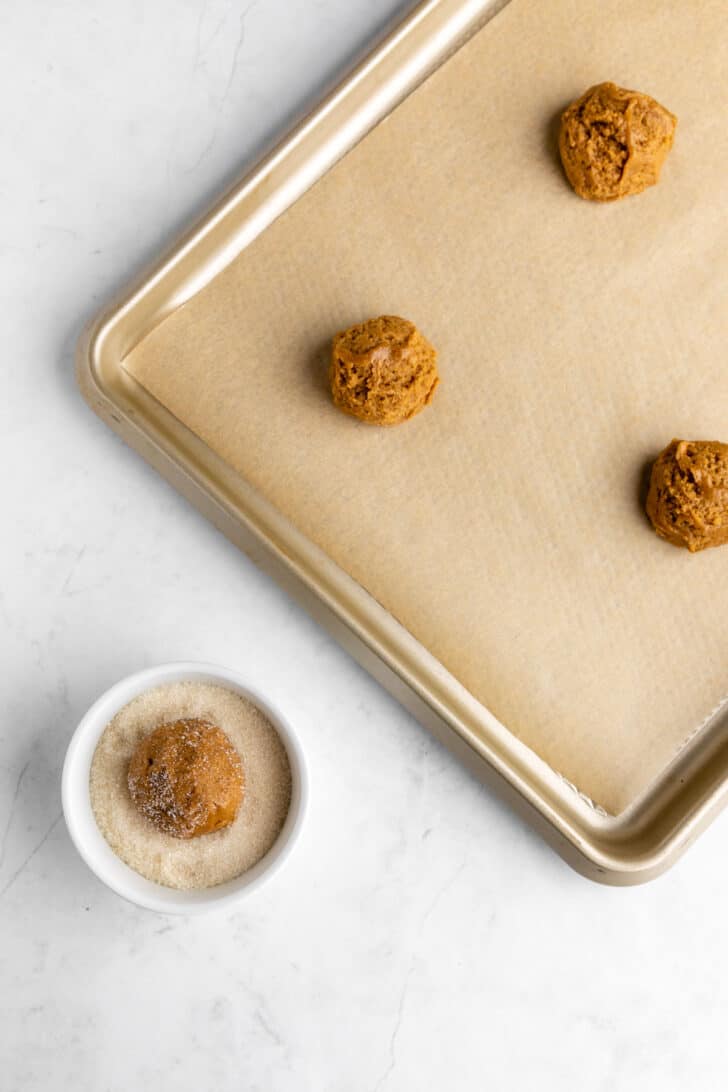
[2,1,728,1088]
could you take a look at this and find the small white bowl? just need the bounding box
[62,662,308,914]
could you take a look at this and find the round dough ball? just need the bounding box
[127,718,244,839]
[646,439,728,553]
[559,81,676,201]
[330,315,439,425]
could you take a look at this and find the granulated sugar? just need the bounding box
[89,681,292,890]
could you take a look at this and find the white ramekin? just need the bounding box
[62,662,308,914]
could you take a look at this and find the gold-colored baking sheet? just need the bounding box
[125,0,728,817]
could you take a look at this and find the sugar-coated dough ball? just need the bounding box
[559,82,676,201]
[330,315,439,425]
[128,718,244,838]
[646,440,728,552]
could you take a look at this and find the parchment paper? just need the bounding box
[126,0,728,813]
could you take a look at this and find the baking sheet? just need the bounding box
[126,0,728,814]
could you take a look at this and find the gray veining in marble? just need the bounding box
[1,1,727,1088]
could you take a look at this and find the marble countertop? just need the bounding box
[2,1,727,1088]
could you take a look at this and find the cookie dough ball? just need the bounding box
[330,315,439,425]
[128,718,244,838]
[646,440,728,552]
[559,82,676,201]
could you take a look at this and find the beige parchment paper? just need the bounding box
[126,0,728,813]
